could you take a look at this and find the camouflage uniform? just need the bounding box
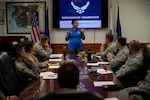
[116,51,143,78]
[23,52,48,75]
[108,46,130,72]
[139,71,150,94]
[33,41,52,62]
[25,52,48,68]
[126,65,150,100]
[15,60,39,78]
[100,42,118,61]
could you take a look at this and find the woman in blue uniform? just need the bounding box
[65,19,86,54]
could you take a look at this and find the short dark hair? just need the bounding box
[58,62,79,89]
[41,35,48,42]
[71,19,78,25]
[11,44,23,58]
[129,40,140,52]
[22,41,33,52]
[117,37,127,46]
[106,33,113,42]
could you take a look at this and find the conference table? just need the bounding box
[19,54,129,100]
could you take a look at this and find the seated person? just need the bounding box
[36,62,104,100]
[12,44,39,80]
[57,62,79,91]
[95,33,118,61]
[107,37,129,72]
[33,35,52,62]
[116,40,144,87]
[126,64,150,100]
[22,41,49,72]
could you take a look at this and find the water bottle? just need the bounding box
[87,48,92,61]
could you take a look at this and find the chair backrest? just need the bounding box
[0,54,21,96]
[36,91,104,100]
[141,44,150,78]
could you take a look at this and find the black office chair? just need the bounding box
[0,53,21,96]
[132,43,150,80]
[35,91,104,100]
[20,36,28,43]
[129,90,150,100]
[141,44,150,75]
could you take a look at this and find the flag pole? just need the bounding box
[31,0,40,43]
[34,0,36,9]
[109,0,113,33]
[34,0,38,11]
[34,0,37,7]
[45,6,51,45]
[116,0,122,38]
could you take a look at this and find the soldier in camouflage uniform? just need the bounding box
[12,44,39,79]
[126,64,150,100]
[23,41,49,73]
[99,33,118,61]
[33,35,52,62]
[116,40,144,87]
[107,37,130,72]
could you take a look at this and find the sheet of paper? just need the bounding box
[49,65,60,69]
[42,74,57,79]
[40,71,57,79]
[49,59,62,62]
[93,81,114,87]
[97,69,113,74]
[105,97,119,100]
[98,62,109,65]
[87,62,99,66]
[50,54,63,58]
[40,71,55,76]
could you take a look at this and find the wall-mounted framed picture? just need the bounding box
[0,9,4,25]
[6,2,46,34]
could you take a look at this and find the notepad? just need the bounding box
[93,81,114,87]
[97,69,113,74]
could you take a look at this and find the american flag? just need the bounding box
[31,9,40,43]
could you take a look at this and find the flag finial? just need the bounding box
[34,0,39,11]
[116,0,119,7]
